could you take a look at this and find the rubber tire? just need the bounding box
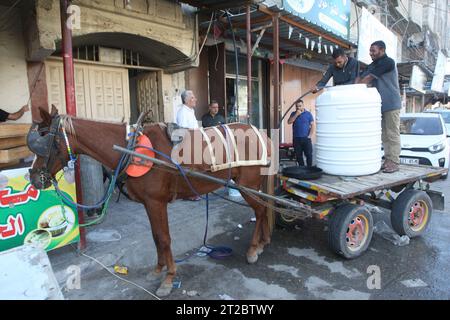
[274,187,299,229]
[281,166,323,180]
[391,189,432,238]
[328,204,374,259]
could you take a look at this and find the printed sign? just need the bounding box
[0,168,79,252]
[283,0,351,39]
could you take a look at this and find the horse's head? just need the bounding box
[27,105,71,189]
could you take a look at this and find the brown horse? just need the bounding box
[28,106,273,297]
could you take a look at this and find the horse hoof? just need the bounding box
[247,254,258,264]
[146,271,163,281]
[256,247,264,255]
[156,283,173,297]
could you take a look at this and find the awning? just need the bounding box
[187,1,356,54]
[180,0,259,11]
[225,4,356,54]
[397,61,434,79]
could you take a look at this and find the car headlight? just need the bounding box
[428,141,446,154]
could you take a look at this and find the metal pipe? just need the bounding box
[60,0,86,250]
[112,145,307,212]
[273,13,280,129]
[246,5,252,125]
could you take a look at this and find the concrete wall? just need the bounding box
[0,6,31,124]
[28,0,196,64]
[161,71,186,123]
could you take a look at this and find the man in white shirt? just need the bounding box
[176,90,201,201]
[176,90,199,129]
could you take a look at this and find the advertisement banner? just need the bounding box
[0,168,79,252]
[431,51,447,92]
[410,65,427,94]
[283,0,351,39]
[358,7,398,64]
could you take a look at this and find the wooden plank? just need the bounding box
[284,164,447,199]
[0,124,31,139]
[0,136,27,149]
[0,146,32,163]
[0,160,20,169]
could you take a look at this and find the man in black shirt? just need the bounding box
[0,105,29,122]
[312,48,359,93]
[201,101,226,127]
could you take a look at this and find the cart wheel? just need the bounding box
[274,187,299,229]
[328,204,373,259]
[391,190,432,238]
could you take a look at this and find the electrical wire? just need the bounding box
[75,248,161,300]
[0,0,21,31]
[166,11,215,68]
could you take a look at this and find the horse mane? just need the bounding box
[60,115,125,137]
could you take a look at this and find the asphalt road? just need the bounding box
[48,176,450,300]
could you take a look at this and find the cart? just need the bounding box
[276,164,448,259]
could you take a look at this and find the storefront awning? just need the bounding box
[180,0,258,10]
[224,4,356,61]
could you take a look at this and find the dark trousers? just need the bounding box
[293,137,313,167]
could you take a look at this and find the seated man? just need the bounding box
[176,90,199,129]
[0,105,29,122]
[201,101,226,127]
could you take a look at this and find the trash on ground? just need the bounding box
[172,281,182,289]
[237,224,243,229]
[219,293,235,300]
[187,290,199,297]
[86,229,122,242]
[196,246,212,257]
[374,221,410,246]
[250,217,256,222]
[113,265,128,275]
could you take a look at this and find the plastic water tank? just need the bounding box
[315,84,382,176]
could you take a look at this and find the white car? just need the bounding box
[399,113,449,178]
[424,109,450,137]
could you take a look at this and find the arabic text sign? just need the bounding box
[283,0,351,39]
[0,168,79,252]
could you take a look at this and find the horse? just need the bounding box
[27,105,273,297]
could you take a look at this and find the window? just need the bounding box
[400,117,443,135]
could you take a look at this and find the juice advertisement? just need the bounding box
[0,167,79,252]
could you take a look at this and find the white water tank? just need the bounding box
[315,84,382,176]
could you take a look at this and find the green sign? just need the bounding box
[0,168,79,252]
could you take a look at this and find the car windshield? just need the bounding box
[438,112,450,124]
[400,117,443,135]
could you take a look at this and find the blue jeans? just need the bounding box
[293,137,312,167]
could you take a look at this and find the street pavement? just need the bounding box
[48,177,450,300]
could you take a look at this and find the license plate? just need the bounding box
[400,158,419,165]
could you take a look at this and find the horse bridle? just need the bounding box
[27,115,69,186]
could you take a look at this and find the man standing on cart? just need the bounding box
[356,40,402,173]
[311,48,360,93]
[288,100,315,167]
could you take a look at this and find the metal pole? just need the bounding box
[112,145,306,212]
[60,0,86,250]
[246,5,252,125]
[273,13,280,128]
